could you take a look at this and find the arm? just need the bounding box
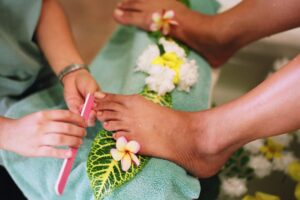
[36,0,83,74]
[36,0,99,120]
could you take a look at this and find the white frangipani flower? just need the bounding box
[221,177,247,197]
[145,65,175,95]
[273,152,297,172]
[270,134,293,147]
[248,155,272,178]
[178,60,199,92]
[136,37,199,94]
[136,45,160,73]
[244,139,264,154]
[159,37,186,58]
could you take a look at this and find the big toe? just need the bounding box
[114,9,150,31]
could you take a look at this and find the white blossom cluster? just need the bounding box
[136,38,199,95]
[222,133,298,198]
[244,134,297,176]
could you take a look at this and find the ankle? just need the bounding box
[189,111,219,156]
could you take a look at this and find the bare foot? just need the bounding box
[94,93,239,178]
[113,0,238,67]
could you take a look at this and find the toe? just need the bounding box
[97,110,122,122]
[113,131,128,140]
[114,9,150,31]
[118,0,144,11]
[103,121,128,132]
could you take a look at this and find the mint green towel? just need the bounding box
[0,0,219,199]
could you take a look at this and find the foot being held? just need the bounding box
[94,92,237,178]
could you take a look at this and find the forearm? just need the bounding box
[36,0,83,75]
[208,55,300,150]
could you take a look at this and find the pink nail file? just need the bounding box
[55,93,94,195]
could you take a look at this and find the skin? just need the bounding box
[95,55,300,178]
[93,0,300,177]
[114,0,300,67]
[0,0,100,159]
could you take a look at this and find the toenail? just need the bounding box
[94,92,105,99]
[115,9,124,16]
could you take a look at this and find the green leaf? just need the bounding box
[87,130,149,200]
[87,86,172,200]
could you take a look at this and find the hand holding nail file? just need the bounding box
[55,93,94,195]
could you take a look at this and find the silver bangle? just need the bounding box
[58,63,89,83]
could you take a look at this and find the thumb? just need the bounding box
[66,96,83,115]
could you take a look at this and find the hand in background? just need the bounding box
[0,110,87,159]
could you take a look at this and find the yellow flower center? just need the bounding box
[260,139,284,160]
[152,52,183,84]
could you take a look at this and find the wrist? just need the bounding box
[0,118,15,150]
[58,63,90,84]
[60,65,90,85]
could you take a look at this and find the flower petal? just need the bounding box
[110,149,124,161]
[121,154,132,172]
[162,24,171,35]
[116,136,127,151]
[169,20,179,26]
[150,23,159,32]
[130,153,140,166]
[163,10,175,19]
[126,141,140,153]
[152,12,161,22]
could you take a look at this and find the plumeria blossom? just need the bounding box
[270,134,293,147]
[221,177,248,197]
[260,139,284,160]
[244,139,265,154]
[136,37,199,95]
[242,192,280,200]
[110,137,140,172]
[273,152,297,172]
[248,155,272,178]
[288,161,300,182]
[150,10,178,35]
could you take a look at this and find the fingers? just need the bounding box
[103,121,128,132]
[41,133,83,148]
[41,110,87,127]
[37,146,73,159]
[44,122,87,137]
[87,110,97,127]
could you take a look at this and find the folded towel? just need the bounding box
[0,0,219,199]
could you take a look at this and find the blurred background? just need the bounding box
[1,0,300,199]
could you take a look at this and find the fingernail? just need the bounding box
[98,111,103,116]
[94,92,106,99]
[66,150,72,158]
[115,9,124,16]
